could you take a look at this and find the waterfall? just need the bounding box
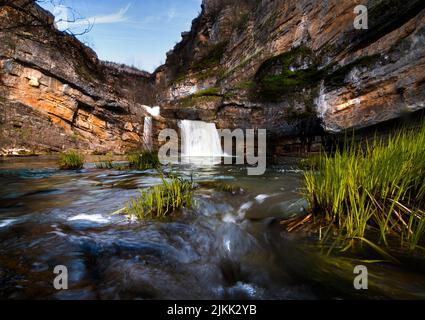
[142,106,160,151]
[143,116,153,150]
[143,106,160,117]
[179,120,223,164]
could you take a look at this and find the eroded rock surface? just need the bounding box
[1,0,425,155]
[0,0,157,155]
[158,0,425,154]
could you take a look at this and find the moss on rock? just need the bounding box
[252,46,323,101]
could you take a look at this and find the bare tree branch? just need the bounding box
[0,0,92,36]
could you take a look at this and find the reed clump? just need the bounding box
[95,159,114,169]
[59,151,85,170]
[127,150,160,170]
[303,122,425,255]
[125,173,195,221]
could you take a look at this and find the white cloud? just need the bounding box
[74,4,131,26]
[166,7,177,20]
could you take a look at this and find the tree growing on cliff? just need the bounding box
[36,0,93,35]
[0,0,92,36]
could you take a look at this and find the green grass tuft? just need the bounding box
[304,122,425,255]
[128,150,161,170]
[125,172,195,220]
[59,151,85,170]
[95,159,114,169]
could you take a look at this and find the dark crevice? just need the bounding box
[348,0,425,52]
[102,104,129,115]
[47,112,73,126]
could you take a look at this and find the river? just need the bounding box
[1,156,425,299]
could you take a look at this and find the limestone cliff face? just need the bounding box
[0,0,157,155]
[1,0,425,156]
[158,0,425,153]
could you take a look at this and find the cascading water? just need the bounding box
[179,120,223,164]
[142,106,160,151]
[143,116,153,150]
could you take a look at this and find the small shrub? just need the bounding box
[59,151,84,170]
[128,150,160,170]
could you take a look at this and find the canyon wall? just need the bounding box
[1,0,425,156]
[0,0,158,155]
[158,0,425,154]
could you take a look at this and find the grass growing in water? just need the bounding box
[128,150,160,170]
[124,172,195,221]
[95,159,114,169]
[197,181,244,195]
[303,122,425,255]
[59,151,84,170]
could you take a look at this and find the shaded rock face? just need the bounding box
[158,0,425,154]
[0,1,157,155]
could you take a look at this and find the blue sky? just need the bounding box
[40,0,202,72]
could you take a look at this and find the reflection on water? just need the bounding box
[1,156,425,300]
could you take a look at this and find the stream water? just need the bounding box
[1,156,425,300]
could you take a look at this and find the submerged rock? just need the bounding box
[244,197,309,221]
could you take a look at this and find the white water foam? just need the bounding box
[142,106,160,150]
[179,120,224,165]
[0,219,17,228]
[68,214,109,224]
[143,116,153,150]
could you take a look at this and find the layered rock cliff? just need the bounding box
[157,0,425,154]
[0,0,157,155]
[1,0,425,156]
